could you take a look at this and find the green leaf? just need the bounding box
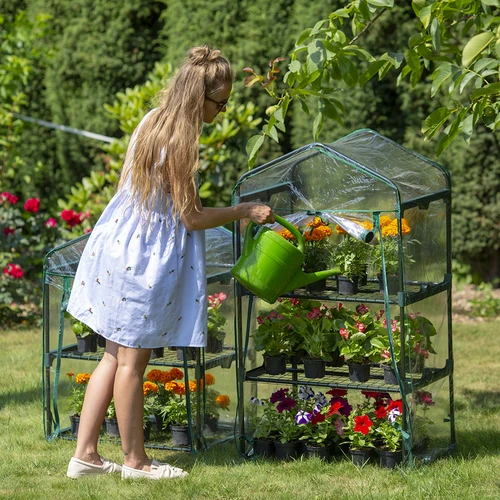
[418,5,432,29]
[481,0,500,6]
[421,107,453,139]
[359,60,387,85]
[461,114,474,144]
[470,82,500,99]
[246,134,265,168]
[459,71,477,93]
[436,111,464,156]
[312,113,324,141]
[319,99,339,121]
[310,19,326,36]
[495,40,500,59]
[366,0,394,7]
[462,32,495,67]
[430,63,453,97]
[430,18,441,51]
[267,124,279,143]
[296,28,312,46]
[289,60,301,73]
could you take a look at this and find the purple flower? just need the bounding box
[276,397,296,413]
[295,410,312,424]
[331,397,352,417]
[270,388,289,403]
[298,385,315,400]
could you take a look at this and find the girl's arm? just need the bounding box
[180,184,274,231]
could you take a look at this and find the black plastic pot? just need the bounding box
[336,275,359,295]
[264,354,287,375]
[347,361,371,383]
[303,357,326,378]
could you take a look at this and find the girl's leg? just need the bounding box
[73,341,119,464]
[113,343,153,471]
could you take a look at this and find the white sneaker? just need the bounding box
[121,460,188,480]
[67,456,122,478]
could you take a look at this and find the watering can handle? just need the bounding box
[242,215,305,255]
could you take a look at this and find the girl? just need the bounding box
[66,45,274,480]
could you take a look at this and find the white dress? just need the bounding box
[66,115,207,349]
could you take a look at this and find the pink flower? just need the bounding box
[381,349,391,359]
[256,316,263,325]
[0,192,18,204]
[339,328,349,340]
[290,298,299,306]
[45,217,57,228]
[60,209,84,228]
[214,292,227,302]
[356,304,369,315]
[24,198,40,213]
[3,263,24,278]
[356,322,366,333]
[306,307,322,319]
[376,309,385,321]
[334,418,344,436]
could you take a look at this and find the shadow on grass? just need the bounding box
[0,387,42,410]
[455,388,500,412]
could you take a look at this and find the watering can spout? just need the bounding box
[282,267,341,295]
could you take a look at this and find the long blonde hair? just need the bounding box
[119,45,234,218]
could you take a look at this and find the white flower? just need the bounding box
[298,385,315,400]
[388,408,401,423]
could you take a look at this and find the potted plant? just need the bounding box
[142,381,159,440]
[373,399,404,468]
[159,380,190,447]
[291,300,337,378]
[333,224,371,294]
[206,291,228,353]
[278,216,334,290]
[342,406,377,466]
[371,216,417,294]
[411,390,435,453]
[65,371,91,436]
[335,304,384,382]
[70,316,97,353]
[247,396,279,458]
[252,302,297,375]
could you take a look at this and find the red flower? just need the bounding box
[356,322,366,333]
[276,397,296,413]
[3,227,15,236]
[339,328,349,339]
[311,412,326,425]
[0,192,18,204]
[326,388,347,398]
[327,401,343,417]
[353,415,373,435]
[356,304,369,315]
[60,209,85,228]
[374,405,388,419]
[24,198,40,213]
[3,263,24,278]
[387,399,403,414]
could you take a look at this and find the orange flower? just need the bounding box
[307,216,323,228]
[303,226,332,242]
[75,373,91,385]
[173,382,186,396]
[146,369,163,382]
[379,216,393,228]
[164,381,178,393]
[278,228,296,241]
[158,370,175,384]
[188,380,197,392]
[215,394,230,409]
[66,372,75,379]
[143,381,159,396]
[204,373,215,386]
[169,368,184,380]
[336,224,347,235]
[361,220,373,230]
[381,217,411,237]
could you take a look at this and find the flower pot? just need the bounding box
[347,361,371,383]
[253,438,274,458]
[349,448,373,466]
[274,440,300,461]
[206,335,224,354]
[76,334,97,354]
[306,278,327,292]
[376,449,402,469]
[383,364,400,385]
[150,347,164,359]
[177,347,197,361]
[304,443,330,461]
[303,357,326,378]
[154,413,166,432]
[288,349,307,365]
[336,275,359,295]
[171,424,190,447]
[97,334,106,348]
[378,272,399,295]
[143,420,152,442]
[204,414,219,433]
[70,415,80,437]
[264,354,287,375]
[105,417,120,437]
[326,349,344,367]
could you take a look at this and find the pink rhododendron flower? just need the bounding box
[381,349,391,359]
[356,322,366,333]
[339,328,349,340]
[45,217,57,228]
[3,263,24,278]
[0,192,18,204]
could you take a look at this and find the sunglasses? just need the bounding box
[205,95,229,111]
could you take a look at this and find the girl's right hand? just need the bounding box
[240,203,275,225]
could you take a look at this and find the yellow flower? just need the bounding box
[215,394,230,409]
[278,227,297,241]
[336,224,347,235]
[75,373,91,385]
[303,225,332,242]
[188,380,197,392]
[307,216,323,228]
[143,381,158,396]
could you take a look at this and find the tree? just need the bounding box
[244,0,500,165]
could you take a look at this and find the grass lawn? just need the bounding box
[1,321,499,499]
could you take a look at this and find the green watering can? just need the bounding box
[231,215,341,304]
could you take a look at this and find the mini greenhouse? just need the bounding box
[232,129,453,466]
[42,226,240,452]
